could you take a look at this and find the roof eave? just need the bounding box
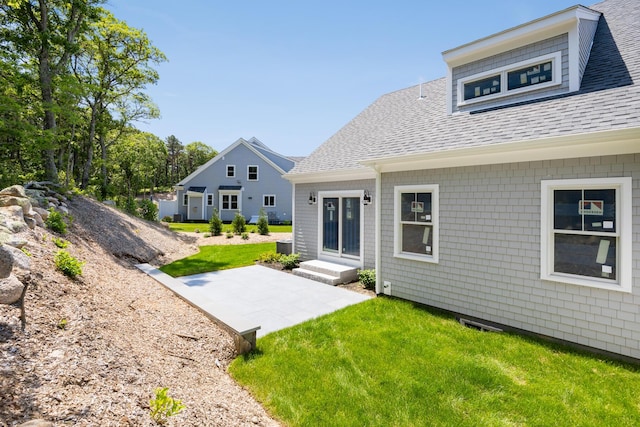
[360,128,640,173]
[284,168,376,184]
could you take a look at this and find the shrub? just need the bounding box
[209,209,223,236]
[231,212,246,234]
[241,232,249,240]
[161,215,173,223]
[123,196,137,216]
[226,231,234,239]
[358,269,376,290]
[257,209,269,235]
[138,199,158,221]
[54,250,84,278]
[45,208,67,234]
[257,251,282,263]
[280,253,300,270]
[52,237,69,248]
[149,387,185,425]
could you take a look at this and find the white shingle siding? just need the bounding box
[380,154,640,359]
[294,180,376,268]
[452,34,569,112]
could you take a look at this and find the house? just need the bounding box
[285,0,640,361]
[168,137,297,223]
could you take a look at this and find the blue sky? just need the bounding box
[105,0,582,156]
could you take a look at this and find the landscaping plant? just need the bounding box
[257,208,269,235]
[54,250,84,278]
[45,208,67,234]
[357,269,376,290]
[209,208,223,236]
[279,253,300,270]
[231,212,246,234]
[149,387,185,425]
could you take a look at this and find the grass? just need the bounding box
[159,242,276,277]
[230,297,640,427]
[167,222,292,233]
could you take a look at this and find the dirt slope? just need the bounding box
[0,196,281,426]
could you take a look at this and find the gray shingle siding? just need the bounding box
[380,154,640,359]
[579,18,599,80]
[452,34,570,113]
[294,180,376,268]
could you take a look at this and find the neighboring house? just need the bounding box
[285,0,640,360]
[171,137,297,223]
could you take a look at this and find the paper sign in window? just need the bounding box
[411,201,424,213]
[579,200,603,215]
[596,240,610,264]
[603,221,614,229]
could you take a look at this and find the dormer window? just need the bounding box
[458,52,561,107]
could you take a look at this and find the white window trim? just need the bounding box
[206,194,213,206]
[182,193,188,206]
[247,165,259,181]
[263,194,276,207]
[394,184,439,264]
[219,190,241,211]
[316,190,365,267]
[226,165,235,178]
[540,177,632,293]
[457,51,562,107]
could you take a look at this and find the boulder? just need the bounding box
[0,274,24,305]
[0,245,13,278]
[26,210,45,228]
[33,206,50,221]
[0,185,27,198]
[0,193,32,215]
[0,205,28,233]
[3,244,31,274]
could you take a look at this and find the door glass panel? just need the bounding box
[342,197,360,256]
[323,198,338,253]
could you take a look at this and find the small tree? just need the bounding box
[257,208,269,235]
[231,212,246,235]
[138,199,158,221]
[209,208,223,236]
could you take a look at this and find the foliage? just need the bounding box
[226,231,234,239]
[256,208,269,235]
[357,269,376,290]
[231,212,246,234]
[279,253,300,270]
[168,223,292,234]
[57,318,68,330]
[241,232,249,240]
[149,387,185,425]
[209,209,222,236]
[137,199,158,221]
[45,208,68,234]
[257,251,282,263]
[53,237,69,249]
[54,250,84,278]
[230,298,640,427]
[160,243,276,277]
[161,216,173,223]
[20,247,32,257]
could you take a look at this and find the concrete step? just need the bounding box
[293,260,358,285]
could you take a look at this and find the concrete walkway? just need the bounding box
[179,265,371,337]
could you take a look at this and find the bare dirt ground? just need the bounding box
[0,196,291,426]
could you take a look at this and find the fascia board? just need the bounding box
[360,128,640,173]
[283,168,376,184]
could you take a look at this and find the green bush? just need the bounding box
[54,250,84,278]
[280,253,300,270]
[149,387,185,425]
[232,212,246,234]
[161,216,173,223]
[138,199,158,221]
[358,269,376,290]
[241,232,249,240]
[209,209,223,236]
[257,251,282,263]
[123,196,137,215]
[257,208,269,235]
[52,237,69,248]
[45,208,67,234]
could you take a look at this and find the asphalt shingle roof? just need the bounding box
[288,0,639,176]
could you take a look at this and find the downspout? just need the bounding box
[374,164,382,295]
[291,183,296,254]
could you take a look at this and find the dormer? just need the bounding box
[443,5,601,115]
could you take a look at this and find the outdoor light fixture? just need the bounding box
[308,192,317,205]
[363,190,372,205]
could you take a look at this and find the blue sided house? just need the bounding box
[285,0,640,361]
[173,137,298,223]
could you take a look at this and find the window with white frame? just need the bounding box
[226,165,235,178]
[394,184,439,263]
[221,194,238,210]
[541,177,632,292]
[459,52,561,105]
[182,194,188,206]
[207,194,213,206]
[247,165,258,181]
[263,194,276,207]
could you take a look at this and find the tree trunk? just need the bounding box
[38,32,59,182]
[81,103,98,189]
[100,132,108,199]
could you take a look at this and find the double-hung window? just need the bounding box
[394,184,439,263]
[206,194,213,206]
[263,195,276,207]
[541,178,632,292]
[221,194,238,210]
[226,165,235,178]
[248,165,258,181]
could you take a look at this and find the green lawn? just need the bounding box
[167,222,292,233]
[159,242,275,277]
[230,297,640,427]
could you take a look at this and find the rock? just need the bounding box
[3,244,31,273]
[0,246,14,278]
[0,205,28,233]
[23,216,37,229]
[26,210,45,228]
[57,205,69,215]
[0,193,32,215]
[4,237,28,249]
[17,420,54,427]
[0,274,24,304]
[33,206,50,221]
[0,185,27,198]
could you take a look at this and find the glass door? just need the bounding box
[321,194,361,260]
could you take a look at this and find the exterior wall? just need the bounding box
[380,154,640,359]
[452,34,569,113]
[579,19,599,79]
[294,180,376,269]
[176,143,293,222]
